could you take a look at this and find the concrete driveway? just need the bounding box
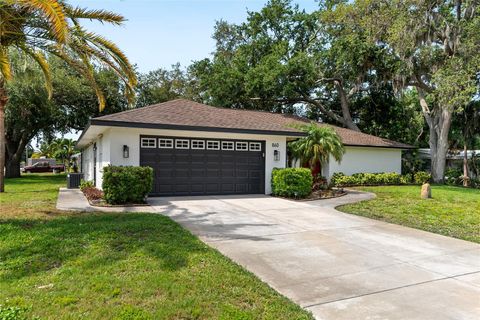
[149,192,480,320]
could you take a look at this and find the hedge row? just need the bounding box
[330,171,431,187]
[271,168,312,198]
[102,166,153,204]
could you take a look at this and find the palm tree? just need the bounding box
[53,138,77,172]
[289,123,345,178]
[0,0,137,192]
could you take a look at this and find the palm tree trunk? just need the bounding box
[463,144,469,187]
[0,79,8,192]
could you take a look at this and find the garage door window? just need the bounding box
[141,138,156,148]
[222,141,234,150]
[158,138,173,148]
[249,142,262,151]
[236,142,248,151]
[207,141,220,150]
[175,139,190,149]
[191,140,205,149]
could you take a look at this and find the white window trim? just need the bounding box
[175,139,190,149]
[191,140,205,150]
[141,138,156,148]
[221,141,234,150]
[236,141,248,151]
[249,142,262,151]
[158,138,173,149]
[206,140,220,150]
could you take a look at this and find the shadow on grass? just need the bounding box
[0,213,208,281]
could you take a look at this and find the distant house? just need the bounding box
[418,148,479,177]
[76,99,414,196]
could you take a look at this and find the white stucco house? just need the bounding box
[76,99,414,196]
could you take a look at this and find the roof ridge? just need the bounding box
[94,99,188,120]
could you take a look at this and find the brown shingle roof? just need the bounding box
[92,99,413,149]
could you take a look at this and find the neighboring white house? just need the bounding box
[76,99,413,196]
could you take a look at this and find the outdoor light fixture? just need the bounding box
[274,150,280,161]
[123,145,129,158]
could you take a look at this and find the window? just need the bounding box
[191,140,205,149]
[206,140,220,150]
[158,138,173,149]
[236,141,248,151]
[221,141,234,150]
[249,142,262,151]
[141,138,156,148]
[175,139,190,149]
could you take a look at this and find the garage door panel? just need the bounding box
[206,169,220,177]
[158,154,175,162]
[175,154,190,163]
[140,136,265,196]
[206,183,220,192]
[221,183,235,193]
[191,184,205,193]
[221,169,235,177]
[191,169,205,178]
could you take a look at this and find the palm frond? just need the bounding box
[0,47,13,80]
[48,45,106,110]
[13,0,68,42]
[64,5,125,25]
[20,46,53,97]
[72,28,137,85]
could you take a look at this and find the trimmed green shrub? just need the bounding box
[79,179,94,191]
[414,171,431,184]
[331,172,412,187]
[272,168,312,198]
[400,174,412,184]
[102,166,153,204]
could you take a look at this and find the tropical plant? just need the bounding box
[289,123,345,178]
[0,0,137,191]
[53,138,77,172]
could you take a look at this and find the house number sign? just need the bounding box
[272,143,279,148]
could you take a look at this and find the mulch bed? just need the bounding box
[299,188,347,201]
[88,199,150,207]
[81,187,149,207]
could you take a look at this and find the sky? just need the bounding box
[70,0,319,72]
[56,0,319,143]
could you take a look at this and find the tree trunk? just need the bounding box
[0,80,7,192]
[5,136,29,178]
[463,144,469,187]
[334,80,360,132]
[428,108,452,183]
[5,157,21,178]
[418,89,451,184]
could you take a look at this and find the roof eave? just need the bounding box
[89,119,307,137]
[344,144,417,150]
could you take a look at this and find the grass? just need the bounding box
[337,185,480,243]
[0,174,312,320]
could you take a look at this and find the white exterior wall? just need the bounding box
[82,144,95,182]
[95,131,111,188]
[324,146,402,178]
[84,127,288,194]
[81,131,111,188]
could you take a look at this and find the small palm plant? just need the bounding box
[0,0,137,191]
[289,123,345,185]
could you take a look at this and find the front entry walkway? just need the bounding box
[149,192,480,320]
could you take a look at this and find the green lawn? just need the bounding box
[0,174,312,320]
[337,185,480,243]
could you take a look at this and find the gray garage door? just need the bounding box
[140,135,265,196]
